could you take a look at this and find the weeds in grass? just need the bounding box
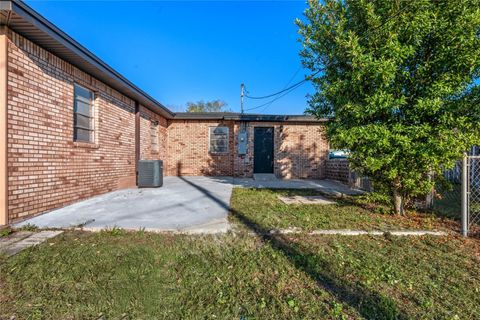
[0,227,12,238]
[101,226,126,236]
[16,223,38,232]
[1,187,479,319]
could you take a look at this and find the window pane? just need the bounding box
[212,139,228,147]
[74,84,93,102]
[210,126,229,153]
[75,101,91,116]
[74,114,91,130]
[211,145,227,153]
[211,127,228,135]
[74,128,91,142]
[73,84,94,142]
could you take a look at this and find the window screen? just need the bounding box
[73,84,94,142]
[210,127,229,153]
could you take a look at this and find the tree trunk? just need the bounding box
[393,189,405,215]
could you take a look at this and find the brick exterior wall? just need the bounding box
[325,158,350,183]
[139,106,167,161]
[166,120,235,176]
[325,158,372,191]
[167,120,329,179]
[5,30,164,222]
[234,122,329,179]
[2,28,329,223]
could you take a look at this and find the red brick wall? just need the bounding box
[3,28,327,222]
[234,122,329,179]
[166,120,328,178]
[166,120,235,176]
[6,30,151,221]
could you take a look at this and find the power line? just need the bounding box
[244,66,328,112]
[258,66,303,113]
[245,80,308,111]
[241,1,413,110]
[244,70,320,100]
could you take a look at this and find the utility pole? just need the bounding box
[240,83,245,114]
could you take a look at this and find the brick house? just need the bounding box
[0,0,329,226]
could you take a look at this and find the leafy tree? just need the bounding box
[186,100,230,113]
[297,0,480,214]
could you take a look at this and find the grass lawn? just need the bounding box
[1,188,479,319]
[231,188,455,232]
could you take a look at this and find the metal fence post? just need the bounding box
[461,153,468,237]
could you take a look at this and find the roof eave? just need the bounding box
[1,0,175,119]
[172,112,328,123]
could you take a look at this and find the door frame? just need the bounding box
[253,126,274,174]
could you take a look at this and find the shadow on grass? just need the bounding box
[178,176,407,319]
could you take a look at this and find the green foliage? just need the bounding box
[186,100,230,113]
[297,0,480,212]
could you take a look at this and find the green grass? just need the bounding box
[231,188,452,232]
[1,231,479,319]
[0,227,12,238]
[1,188,479,319]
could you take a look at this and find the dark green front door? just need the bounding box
[253,127,274,173]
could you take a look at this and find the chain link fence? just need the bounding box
[433,147,480,236]
[433,162,462,220]
[467,156,480,229]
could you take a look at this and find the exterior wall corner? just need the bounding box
[0,25,8,226]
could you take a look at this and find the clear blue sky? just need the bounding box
[25,0,314,114]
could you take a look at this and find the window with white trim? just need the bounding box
[209,126,229,153]
[151,121,159,152]
[73,84,95,142]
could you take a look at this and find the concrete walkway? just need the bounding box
[233,177,364,196]
[0,230,63,257]
[14,177,362,234]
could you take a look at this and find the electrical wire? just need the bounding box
[244,80,308,111]
[242,1,413,110]
[244,70,320,100]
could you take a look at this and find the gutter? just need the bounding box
[1,0,175,119]
[173,112,329,123]
[0,0,326,123]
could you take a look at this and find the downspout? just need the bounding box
[0,25,8,225]
[135,101,140,186]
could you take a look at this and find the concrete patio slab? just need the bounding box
[15,176,233,233]
[13,176,361,234]
[232,177,364,196]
